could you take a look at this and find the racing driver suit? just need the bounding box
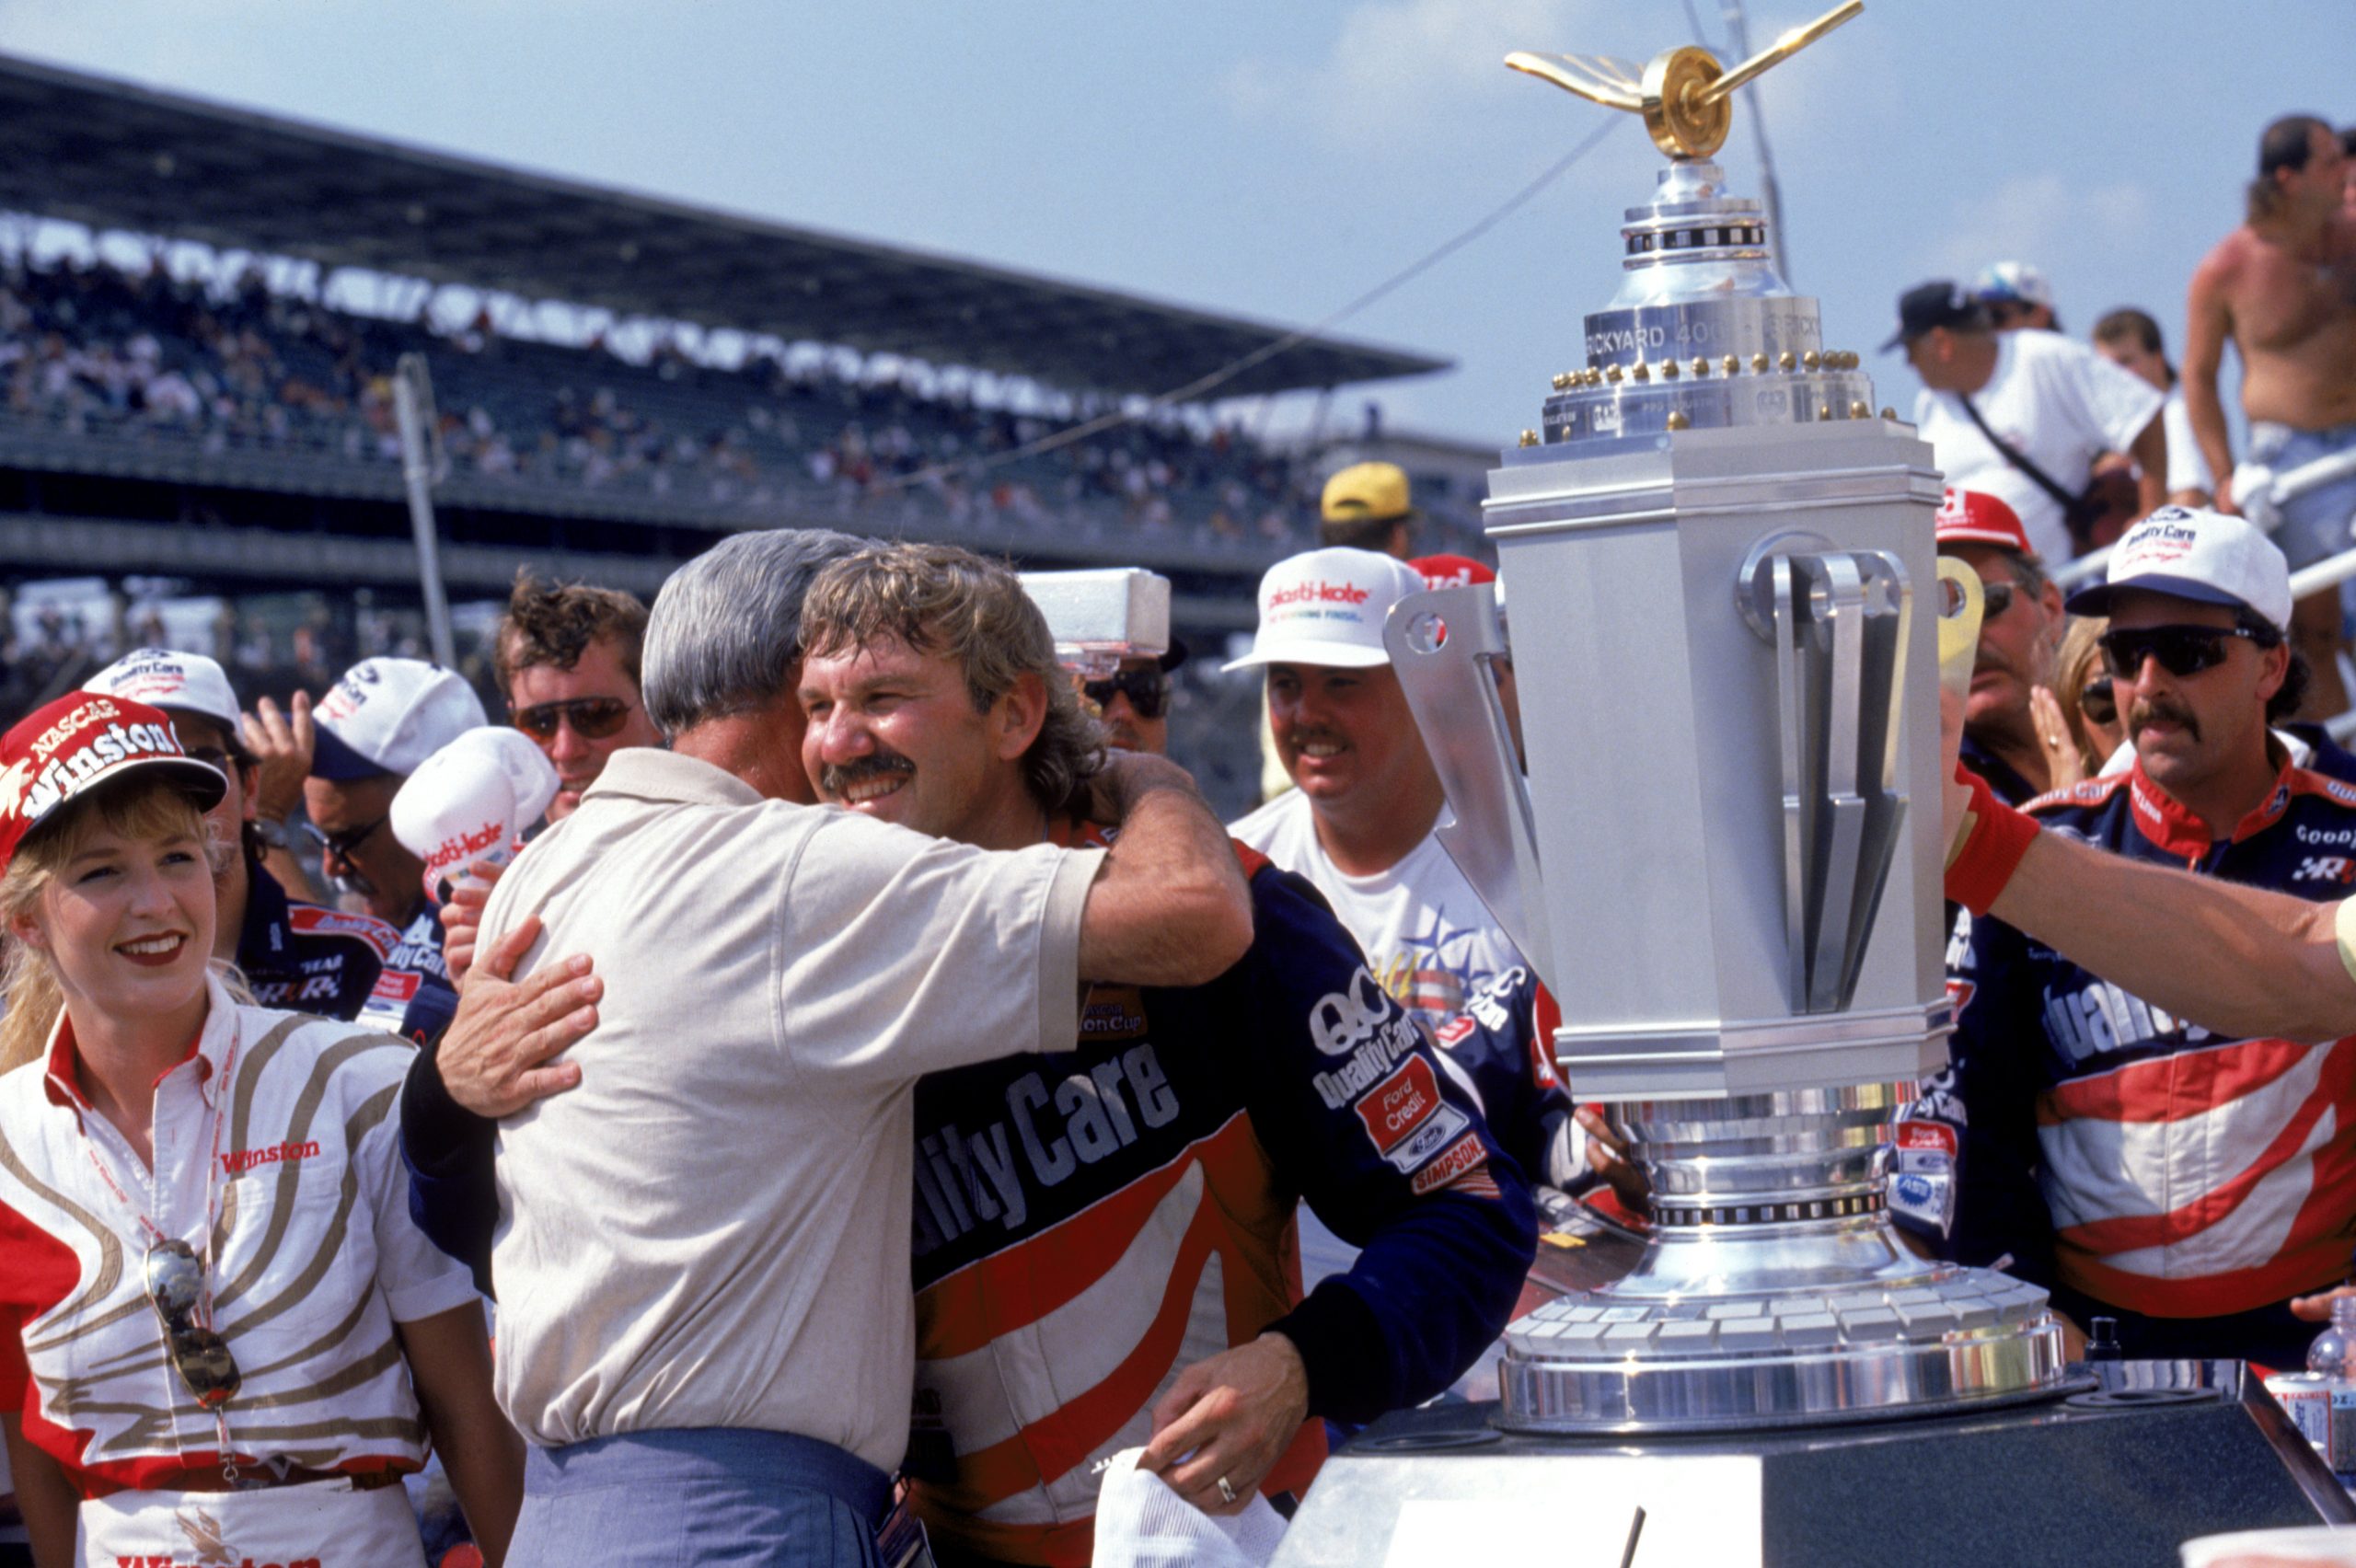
[1895,756,2356,1366]
[237,850,448,1041]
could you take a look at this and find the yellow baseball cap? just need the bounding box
[1321,462,1414,525]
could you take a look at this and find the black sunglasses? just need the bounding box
[144,1239,240,1411]
[514,697,633,743]
[1082,668,1171,721]
[2099,624,2268,680]
[301,815,387,861]
[1980,582,2021,619]
[2079,675,2117,728]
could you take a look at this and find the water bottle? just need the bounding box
[2308,1297,2356,1378]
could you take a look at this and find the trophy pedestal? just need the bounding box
[1269,1367,2354,1568]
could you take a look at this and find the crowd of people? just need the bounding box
[0,110,2346,1568]
[0,248,1481,558]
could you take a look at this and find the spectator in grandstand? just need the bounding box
[1937,486,2070,804]
[492,572,663,822]
[266,657,484,1046]
[1085,641,1185,755]
[81,649,433,1035]
[1891,280,2165,560]
[1229,548,1525,1032]
[2185,114,2356,721]
[1974,260,2062,333]
[0,692,521,1567]
[398,528,1255,1568]
[1910,506,2353,1366]
[2092,307,2217,505]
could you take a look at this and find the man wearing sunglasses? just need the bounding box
[302,656,489,1046]
[81,649,417,1028]
[1904,505,2356,1366]
[1084,642,1184,755]
[495,572,665,821]
[1934,486,2068,805]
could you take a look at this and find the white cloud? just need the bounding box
[1224,0,1614,147]
[1922,172,2154,287]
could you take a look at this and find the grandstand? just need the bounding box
[0,53,1470,807]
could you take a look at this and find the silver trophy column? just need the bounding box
[1382,150,2064,1430]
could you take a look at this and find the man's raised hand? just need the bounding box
[438,915,598,1118]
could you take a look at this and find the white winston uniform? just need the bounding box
[1912,329,2165,561]
[0,974,473,1561]
[1229,790,1524,1033]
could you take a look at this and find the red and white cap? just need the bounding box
[310,657,488,781]
[83,647,243,735]
[2064,504,2292,635]
[0,692,226,871]
[1933,487,2036,556]
[1410,554,1496,591]
[390,728,560,904]
[1225,548,1428,671]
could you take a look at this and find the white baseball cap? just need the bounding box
[1224,548,1428,672]
[2063,505,2292,635]
[310,657,489,780]
[84,648,243,737]
[391,728,560,903]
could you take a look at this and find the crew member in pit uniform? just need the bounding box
[1900,507,2356,1366]
[295,657,489,1045]
[401,545,1537,1568]
[82,649,421,1026]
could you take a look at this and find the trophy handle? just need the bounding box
[1742,538,1911,1014]
[1383,584,1557,997]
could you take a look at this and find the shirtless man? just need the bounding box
[2184,114,2356,718]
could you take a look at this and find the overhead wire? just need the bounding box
[874,115,1625,494]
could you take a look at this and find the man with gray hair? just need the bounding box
[401,526,1253,1568]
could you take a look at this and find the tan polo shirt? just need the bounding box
[478,749,1103,1469]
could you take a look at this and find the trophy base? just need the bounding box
[1498,1256,2068,1434]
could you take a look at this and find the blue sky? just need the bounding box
[0,0,2349,449]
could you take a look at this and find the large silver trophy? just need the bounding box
[1390,0,2064,1434]
[1272,13,2355,1562]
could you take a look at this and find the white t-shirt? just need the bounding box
[1912,329,2165,560]
[2163,385,2215,498]
[479,749,1103,1471]
[1229,789,1524,1032]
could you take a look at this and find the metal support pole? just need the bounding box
[391,353,456,668]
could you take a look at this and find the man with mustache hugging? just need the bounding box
[1899,506,2356,1367]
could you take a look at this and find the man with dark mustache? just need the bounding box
[792,542,1532,1565]
[1227,548,1525,1032]
[1935,485,2069,804]
[1900,505,2356,1366]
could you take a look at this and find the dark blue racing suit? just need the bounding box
[1897,756,2356,1365]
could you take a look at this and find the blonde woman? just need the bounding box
[2030,617,2121,790]
[0,692,520,1566]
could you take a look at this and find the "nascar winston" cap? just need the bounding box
[0,692,226,871]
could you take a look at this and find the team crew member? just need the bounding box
[404,530,1255,1568]
[0,693,520,1567]
[293,657,487,1044]
[1083,640,1184,755]
[789,545,1531,1564]
[1907,508,2356,1364]
[83,648,411,1020]
[1936,488,2070,804]
[493,571,664,822]
[1230,548,1526,1032]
